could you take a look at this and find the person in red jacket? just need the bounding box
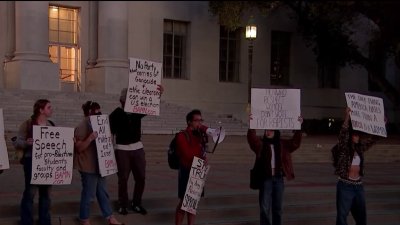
[247,115,303,225]
[174,109,209,225]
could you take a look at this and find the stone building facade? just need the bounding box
[0,1,398,126]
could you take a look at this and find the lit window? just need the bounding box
[48,5,81,85]
[163,20,188,79]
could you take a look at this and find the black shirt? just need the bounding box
[109,107,146,145]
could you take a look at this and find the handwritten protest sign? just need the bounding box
[250,88,301,130]
[181,156,210,215]
[90,115,118,177]
[31,126,74,185]
[124,58,162,116]
[345,92,386,137]
[0,109,10,170]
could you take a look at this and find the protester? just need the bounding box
[14,99,54,225]
[174,109,210,225]
[74,101,124,225]
[247,115,303,225]
[109,85,163,215]
[333,107,382,225]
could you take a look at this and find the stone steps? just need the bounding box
[1,90,248,150]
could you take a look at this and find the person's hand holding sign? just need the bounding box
[298,115,303,124]
[89,131,98,142]
[157,84,164,97]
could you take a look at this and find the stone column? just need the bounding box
[86,1,129,94]
[4,1,59,91]
[86,1,98,68]
[4,1,15,62]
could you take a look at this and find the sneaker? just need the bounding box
[107,215,124,225]
[117,207,128,215]
[132,204,147,215]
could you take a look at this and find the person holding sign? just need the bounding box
[332,107,383,225]
[247,114,303,225]
[14,99,54,225]
[109,85,163,215]
[174,109,211,225]
[74,101,124,225]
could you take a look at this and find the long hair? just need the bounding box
[262,130,281,145]
[348,122,362,150]
[32,99,50,121]
[82,101,100,116]
[261,130,282,159]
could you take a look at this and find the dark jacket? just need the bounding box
[247,129,302,181]
[109,107,145,145]
[333,124,376,178]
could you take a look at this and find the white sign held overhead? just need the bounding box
[345,92,386,137]
[250,88,301,130]
[124,58,162,116]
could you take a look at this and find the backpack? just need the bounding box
[168,130,189,170]
[12,119,55,165]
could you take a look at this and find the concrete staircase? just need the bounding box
[0,135,399,225]
[0,89,248,160]
[0,90,248,136]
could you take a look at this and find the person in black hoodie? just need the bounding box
[109,85,163,215]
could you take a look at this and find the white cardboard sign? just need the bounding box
[250,88,301,130]
[181,156,210,215]
[124,57,162,116]
[90,115,118,177]
[345,92,386,137]
[31,126,74,185]
[0,109,10,170]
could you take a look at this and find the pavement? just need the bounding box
[0,134,399,225]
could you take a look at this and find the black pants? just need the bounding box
[115,149,146,208]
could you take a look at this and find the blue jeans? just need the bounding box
[259,175,284,225]
[79,171,113,220]
[20,157,52,225]
[336,180,366,225]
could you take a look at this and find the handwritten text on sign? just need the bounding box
[181,156,210,215]
[31,126,74,185]
[124,58,162,116]
[90,115,118,177]
[0,109,10,170]
[345,93,386,137]
[250,88,301,130]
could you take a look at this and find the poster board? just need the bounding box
[124,57,162,116]
[181,156,210,215]
[345,92,386,137]
[90,115,118,177]
[0,109,10,170]
[250,88,301,130]
[31,126,74,185]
